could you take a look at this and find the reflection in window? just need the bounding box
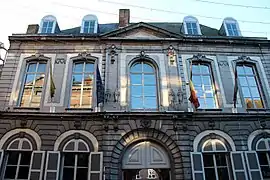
[226,23,238,36]
[70,62,94,108]
[256,138,270,178]
[186,22,198,35]
[202,139,232,180]
[19,62,46,107]
[130,61,157,110]
[41,21,54,33]
[237,64,263,108]
[192,62,217,109]
[83,21,95,33]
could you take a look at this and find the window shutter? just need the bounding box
[89,152,103,180]
[28,151,45,180]
[44,151,60,180]
[244,151,263,180]
[0,150,4,170]
[190,152,205,180]
[230,152,248,180]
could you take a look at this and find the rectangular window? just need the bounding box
[41,21,54,33]
[257,152,270,178]
[226,23,238,36]
[19,62,46,107]
[70,62,94,108]
[192,63,218,109]
[237,64,264,109]
[83,21,95,33]
[186,22,198,35]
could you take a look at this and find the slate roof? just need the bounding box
[60,22,221,37]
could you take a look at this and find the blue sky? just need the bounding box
[0,0,270,57]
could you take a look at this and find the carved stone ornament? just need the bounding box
[105,89,112,102]
[140,119,151,128]
[192,54,206,61]
[136,50,149,59]
[55,58,66,64]
[110,44,117,64]
[238,55,251,61]
[26,53,48,62]
[113,89,120,102]
[168,89,176,106]
[78,52,92,59]
[167,45,176,63]
[218,61,229,67]
[177,88,183,105]
[74,120,81,129]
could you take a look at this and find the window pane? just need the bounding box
[203,154,214,167]
[244,66,253,75]
[74,63,84,72]
[7,152,20,165]
[186,23,192,29]
[202,76,211,85]
[76,168,88,180]
[37,63,46,72]
[257,152,268,165]
[130,63,142,72]
[64,153,76,166]
[237,66,245,75]
[217,168,229,180]
[131,74,142,85]
[63,167,74,180]
[250,87,260,97]
[144,97,157,109]
[131,86,142,96]
[245,98,254,108]
[4,166,17,179]
[195,86,203,97]
[247,77,257,86]
[85,63,94,72]
[239,77,248,86]
[18,166,30,179]
[27,63,37,72]
[193,76,201,85]
[241,87,251,97]
[143,63,154,73]
[20,152,32,165]
[205,98,215,108]
[131,97,143,109]
[200,65,210,74]
[144,86,156,96]
[215,154,227,166]
[261,166,270,178]
[192,65,200,74]
[77,154,89,167]
[84,74,93,86]
[204,168,216,180]
[254,98,264,108]
[144,75,156,85]
[72,74,83,86]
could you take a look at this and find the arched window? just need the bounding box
[18,61,47,107]
[130,61,158,110]
[223,17,241,36]
[256,138,270,178]
[192,62,218,108]
[39,15,58,34]
[183,16,201,35]
[60,139,90,180]
[3,138,33,180]
[236,63,264,109]
[80,15,98,34]
[201,139,233,180]
[70,61,95,108]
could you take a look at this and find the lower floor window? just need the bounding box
[4,151,32,180]
[61,152,89,180]
[257,151,270,178]
[203,153,232,180]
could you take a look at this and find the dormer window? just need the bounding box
[223,17,241,36]
[80,14,98,34]
[183,16,201,35]
[39,15,58,34]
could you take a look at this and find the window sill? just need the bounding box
[13,107,40,110]
[65,108,93,111]
[246,108,270,112]
[196,108,222,112]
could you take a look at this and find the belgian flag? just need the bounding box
[233,64,238,108]
[189,60,200,109]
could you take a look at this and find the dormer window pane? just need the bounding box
[187,22,198,35]
[41,21,54,33]
[83,21,95,33]
[226,23,238,36]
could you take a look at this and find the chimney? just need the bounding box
[26,24,39,34]
[119,9,130,28]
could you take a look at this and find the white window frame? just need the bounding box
[80,14,98,33]
[38,15,57,34]
[256,138,270,179]
[223,17,242,36]
[183,16,202,35]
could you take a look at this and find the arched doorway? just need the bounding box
[122,141,171,180]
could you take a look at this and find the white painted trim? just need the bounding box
[0,128,41,150]
[88,152,103,180]
[44,151,60,180]
[38,15,58,34]
[193,130,236,152]
[230,152,248,180]
[190,152,205,180]
[247,129,270,150]
[183,16,202,35]
[54,130,98,152]
[244,151,263,180]
[80,14,98,33]
[223,17,242,36]
[28,151,46,180]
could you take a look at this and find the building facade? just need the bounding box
[0,9,269,180]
